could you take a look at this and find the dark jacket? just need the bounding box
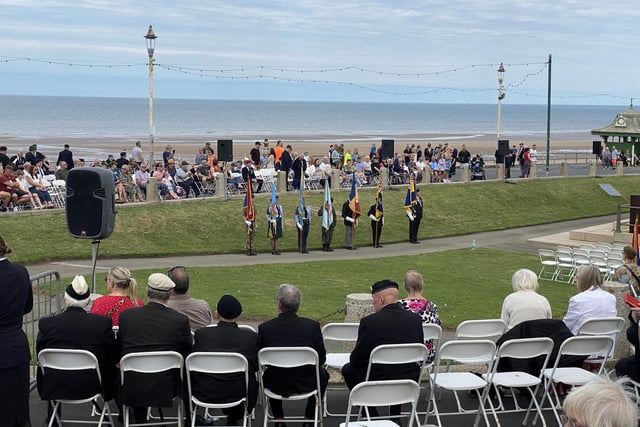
[0,259,33,371]
[192,322,260,411]
[36,307,117,400]
[118,302,192,407]
[258,312,328,396]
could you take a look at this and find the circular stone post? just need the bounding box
[146,177,159,202]
[602,280,632,362]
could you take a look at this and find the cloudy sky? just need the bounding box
[0,0,638,104]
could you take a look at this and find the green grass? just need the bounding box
[88,248,574,329]
[2,175,639,264]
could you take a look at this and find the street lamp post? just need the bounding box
[496,62,506,140]
[144,25,157,164]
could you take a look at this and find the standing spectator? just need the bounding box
[500,268,552,330]
[280,145,293,190]
[250,141,261,167]
[408,188,423,244]
[457,144,471,165]
[530,144,538,164]
[162,144,174,167]
[0,235,33,427]
[273,140,285,169]
[166,266,213,331]
[295,198,311,254]
[115,151,129,170]
[0,146,10,168]
[56,144,74,170]
[258,284,328,422]
[516,142,525,177]
[132,140,144,166]
[522,146,531,178]
[291,153,306,191]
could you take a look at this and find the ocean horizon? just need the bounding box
[0,95,627,143]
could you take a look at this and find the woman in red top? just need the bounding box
[91,266,143,326]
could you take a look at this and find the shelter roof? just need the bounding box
[592,103,640,137]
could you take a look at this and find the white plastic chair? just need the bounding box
[538,249,559,280]
[119,351,185,427]
[186,352,250,427]
[555,247,575,283]
[577,316,625,362]
[589,252,608,277]
[321,323,360,416]
[425,339,497,427]
[454,319,506,342]
[339,380,421,427]
[38,348,115,427]
[539,335,614,426]
[364,343,429,384]
[475,337,555,427]
[422,323,443,365]
[258,347,323,427]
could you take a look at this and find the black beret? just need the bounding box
[217,294,242,319]
[370,279,398,294]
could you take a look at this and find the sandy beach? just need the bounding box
[0,132,595,165]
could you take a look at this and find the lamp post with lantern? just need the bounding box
[144,25,157,163]
[496,62,506,140]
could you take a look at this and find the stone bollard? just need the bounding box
[560,161,568,176]
[146,177,159,202]
[331,169,340,191]
[616,162,625,176]
[461,164,469,183]
[530,162,538,178]
[380,168,390,189]
[588,162,597,177]
[602,281,632,362]
[496,164,505,181]
[345,293,374,323]
[277,170,288,193]
[215,173,226,198]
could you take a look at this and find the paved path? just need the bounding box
[27,214,617,278]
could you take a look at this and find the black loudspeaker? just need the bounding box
[381,139,395,160]
[217,139,233,162]
[592,141,601,155]
[66,167,116,240]
[497,140,510,156]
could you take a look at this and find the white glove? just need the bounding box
[368,214,377,221]
[296,223,303,230]
[245,220,252,227]
[407,212,414,221]
[382,217,385,225]
[346,216,355,223]
[271,219,276,224]
[355,219,359,226]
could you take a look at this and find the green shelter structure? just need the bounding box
[592,101,640,162]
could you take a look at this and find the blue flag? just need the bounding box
[322,180,333,230]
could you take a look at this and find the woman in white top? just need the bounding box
[563,265,617,335]
[501,268,552,330]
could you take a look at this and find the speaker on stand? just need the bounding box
[217,139,234,162]
[66,167,117,292]
[381,139,395,160]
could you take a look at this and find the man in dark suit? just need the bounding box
[192,295,260,425]
[36,276,118,418]
[118,273,192,423]
[341,280,423,416]
[408,188,423,244]
[279,145,293,190]
[258,284,328,421]
[55,144,74,170]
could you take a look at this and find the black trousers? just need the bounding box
[409,218,421,242]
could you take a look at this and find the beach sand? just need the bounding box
[0,132,596,164]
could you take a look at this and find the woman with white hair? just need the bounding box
[562,377,637,427]
[500,268,552,330]
[563,264,617,335]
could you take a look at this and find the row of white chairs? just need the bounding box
[538,247,624,283]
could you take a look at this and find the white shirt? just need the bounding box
[132,146,144,163]
[563,287,617,335]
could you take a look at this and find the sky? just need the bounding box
[0,0,638,105]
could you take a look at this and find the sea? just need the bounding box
[0,94,625,145]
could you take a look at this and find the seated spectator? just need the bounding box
[116,164,142,203]
[16,169,42,209]
[398,270,441,362]
[258,284,328,421]
[500,268,552,330]
[1,164,32,210]
[615,305,640,382]
[195,160,215,190]
[166,266,213,331]
[91,266,143,326]
[228,161,244,192]
[562,377,637,427]
[614,246,640,295]
[36,275,118,405]
[175,160,200,198]
[134,162,150,198]
[563,265,617,335]
[55,161,69,182]
[195,148,207,165]
[26,161,54,208]
[192,295,260,424]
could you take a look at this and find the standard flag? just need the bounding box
[243,181,255,223]
[404,175,417,216]
[322,180,333,230]
[348,172,361,219]
[374,178,383,219]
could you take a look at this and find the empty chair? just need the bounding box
[538,249,559,280]
[38,348,115,427]
[186,352,251,427]
[258,347,323,427]
[589,252,608,277]
[321,322,359,416]
[119,351,185,427]
[425,339,497,427]
[539,335,614,426]
[555,247,576,283]
[454,319,506,342]
[572,250,591,269]
[339,380,421,427]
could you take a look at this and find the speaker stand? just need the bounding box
[90,239,101,294]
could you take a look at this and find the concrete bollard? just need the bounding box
[146,177,159,202]
[215,173,226,198]
[380,168,390,189]
[530,162,538,179]
[331,169,340,191]
[277,171,288,193]
[461,164,469,183]
[602,281,632,362]
[345,293,374,323]
[617,162,625,176]
[496,164,505,181]
[560,162,568,176]
[589,163,597,177]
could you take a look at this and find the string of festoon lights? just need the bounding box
[0,56,629,101]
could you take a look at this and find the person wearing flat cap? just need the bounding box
[36,275,118,412]
[341,279,424,417]
[118,273,192,423]
[192,295,260,425]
